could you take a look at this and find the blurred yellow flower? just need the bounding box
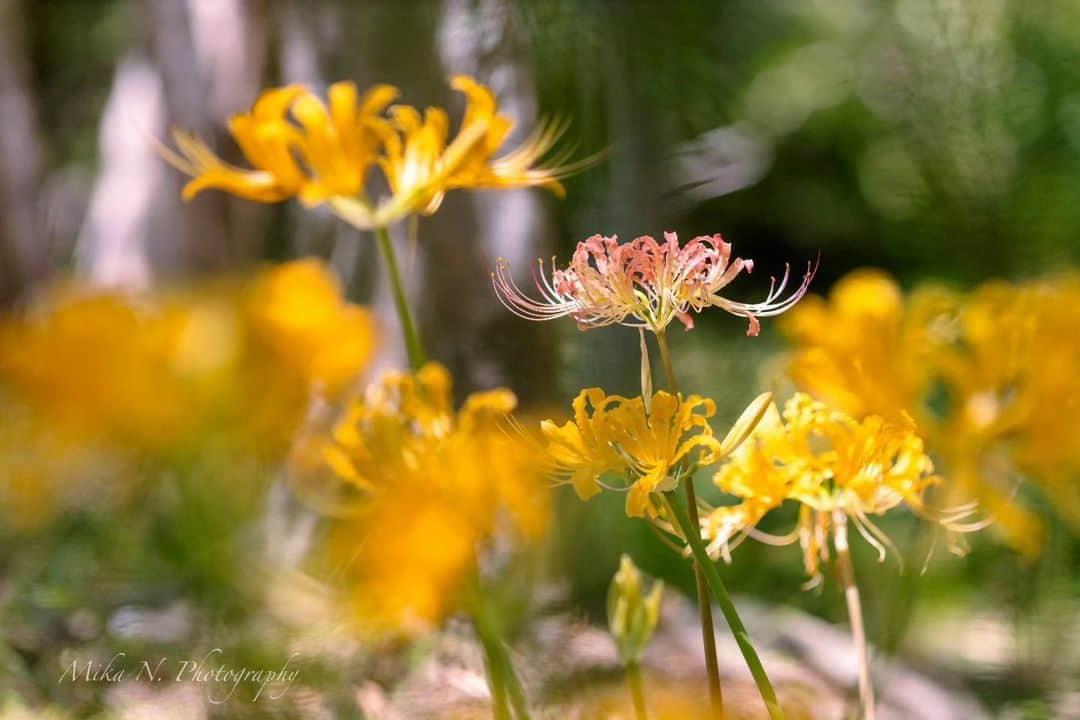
[542,389,723,518]
[247,258,376,397]
[781,269,1080,556]
[0,260,373,453]
[295,362,549,637]
[371,75,584,220]
[779,269,933,421]
[932,276,1080,549]
[0,412,119,531]
[0,288,203,450]
[162,82,397,204]
[705,394,985,584]
[1007,277,1080,522]
[0,259,376,529]
[163,76,587,229]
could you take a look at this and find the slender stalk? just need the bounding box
[654,329,679,396]
[374,225,426,370]
[503,648,531,720]
[655,330,725,719]
[470,590,532,720]
[664,490,786,720]
[626,661,649,720]
[833,511,875,720]
[476,622,513,720]
[682,475,725,718]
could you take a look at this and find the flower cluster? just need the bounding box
[0,259,372,453]
[0,260,374,529]
[781,270,1080,555]
[704,394,985,585]
[541,387,773,518]
[541,388,722,518]
[934,277,1080,516]
[493,232,814,335]
[162,76,587,228]
[291,362,548,637]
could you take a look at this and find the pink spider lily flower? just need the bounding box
[491,232,815,335]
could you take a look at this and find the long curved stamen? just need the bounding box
[850,507,894,567]
[712,259,818,336]
[748,526,802,546]
[491,258,582,322]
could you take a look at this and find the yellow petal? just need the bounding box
[181,169,287,203]
[329,81,358,134]
[291,92,332,135]
[251,84,306,120]
[359,84,400,115]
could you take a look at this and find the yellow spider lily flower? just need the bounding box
[781,269,1080,556]
[161,82,397,205]
[291,362,548,637]
[368,75,588,222]
[0,260,375,452]
[933,276,1080,546]
[541,388,723,518]
[705,393,987,585]
[246,258,376,397]
[0,259,377,531]
[779,268,935,421]
[162,76,589,229]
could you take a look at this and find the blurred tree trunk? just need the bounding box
[277,0,354,271]
[431,0,557,399]
[138,0,270,276]
[0,0,46,303]
[569,6,672,397]
[312,0,556,398]
[141,0,227,274]
[74,57,163,289]
[184,0,272,264]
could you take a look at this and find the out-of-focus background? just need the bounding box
[1,1,1077,718]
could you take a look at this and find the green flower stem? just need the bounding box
[655,330,725,719]
[664,490,785,720]
[476,623,513,720]
[626,661,649,720]
[374,224,426,370]
[654,329,679,396]
[469,591,532,720]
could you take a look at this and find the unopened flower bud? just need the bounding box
[607,554,664,665]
